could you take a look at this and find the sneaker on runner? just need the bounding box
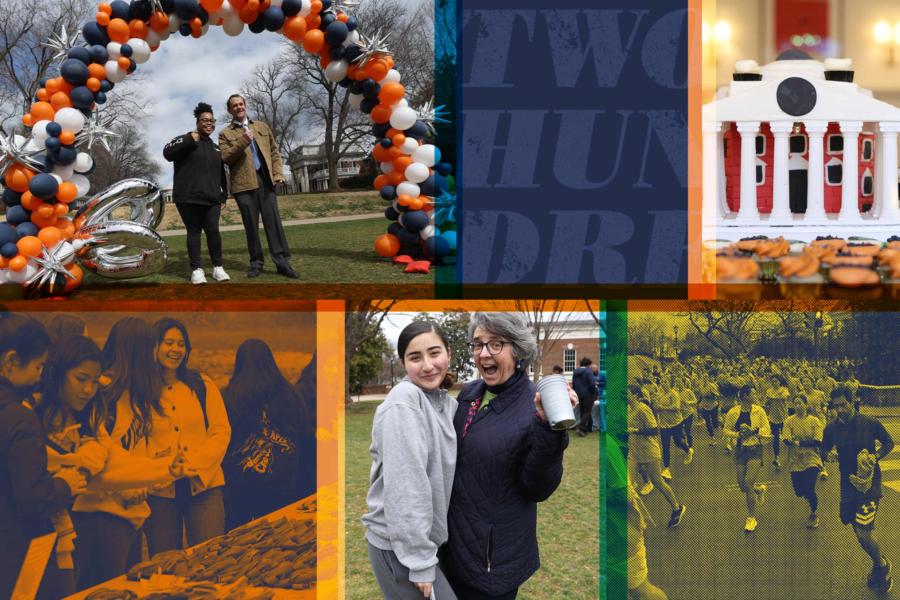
[709,439,717,446]
[754,483,767,506]
[684,448,694,465]
[744,516,758,532]
[878,576,893,595]
[638,482,654,496]
[807,513,819,529]
[661,467,673,480]
[820,467,828,480]
[773,459,780,470]
[668,505,686,528]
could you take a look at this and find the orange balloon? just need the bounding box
[36,204,55,219]
[200,0,223,12]
[98,2,112,15]
[38,226,63,249]
[392,133,406,147]
[63,263,84,293]
[373,174,389,190]
[408,197,424,211]
[385,56,395,69]
[283,15,307,41]
[370,104,392,125]
[259,0,270,10]
[366,59,388,81]
[310,0,322,13]
[378,82,405,105]
[387,170,404,186]
[53,203,69,217]
[21,113,33,127]
[337,12,348,23]
[57,182,78,203]
[396,194,413,207]
[45,78,61,94]
[29,101,55,122]
[107,18,130,43]
[371,145,390,163]
[4,165,35,193]
[386,146,402,160]
[17,236,43,257]
[20,192,40,211]
[305,14,321,30]
[36,88,49,102]
[59,130,75,145]
[86,77,101,92]
[239,4,258,23]
[392,155,413,172]
[374,234,400,258]
[150,11,169,32]
[96,11,110,26]
[191,28,202,38]
[129,19,148,39]
[303,29,324,53]
[31,212,57,229]
[50,91,73,110]
[319,54,330,70]
[8,255,27,272]
[58,80,73,94]
[88,63,107,79]
[56,218,76,240]
[117,56,131,70]
[0,256,7,269]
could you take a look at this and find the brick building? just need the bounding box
[533,318,606,378]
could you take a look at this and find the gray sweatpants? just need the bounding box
[367,542,458,600]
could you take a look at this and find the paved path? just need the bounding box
[642,411,900,599]
[158,212,384,237]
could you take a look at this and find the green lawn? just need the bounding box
[345,400,600,600]
[80,217,454,289]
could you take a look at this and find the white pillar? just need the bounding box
[717,127,728,215]
[736,121,760,222]
[703,122,723,226]
[838,121,863,223]
[878,122,900,222]
[804,121,829,222]
[769,121,793,223]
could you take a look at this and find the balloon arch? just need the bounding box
[0,0,455,294]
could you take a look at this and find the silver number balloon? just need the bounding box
[75,178,165,230]
[76,221,168,279]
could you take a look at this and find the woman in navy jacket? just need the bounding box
[444,312,576,599]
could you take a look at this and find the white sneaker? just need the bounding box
[638,482,654,496]
[191,268,207,284]
[744,516,758,532]
[754,483,767,506]
[684,447,694,465]
[661,467,673,480]
[212,266,231,282]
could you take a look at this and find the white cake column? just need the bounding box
[769,121,793,223]
[804,121,828,223]
[736,121,760,222]
[838,121,863,223]
[702,122,723,226]
[878,122,900,222]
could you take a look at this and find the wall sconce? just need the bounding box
[874,20,900,66]
[702,19,733,65]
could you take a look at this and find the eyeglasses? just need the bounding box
[198,118,216,124]
[467,340,508,355]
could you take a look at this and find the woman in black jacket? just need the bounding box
[163,101,230,285]
[444,312,576,599]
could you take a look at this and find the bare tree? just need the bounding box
[514,300,571,381]
[681,301,761,358]
[241,57,305,161]
[345,299,398,404]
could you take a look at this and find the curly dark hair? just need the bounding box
[193,102,213,120]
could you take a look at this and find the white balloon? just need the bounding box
[223,16,243,36]
[31,120,50,146]
[7,262,38,284]
[106,41,122,59]
[405,162,430,184]
[49,173,64,185]
[127,38,151,64]
[105,60,127,83]
[396,182,420,198]
[54,108,85,133]
[0,269,9,284]
[392,200,401,213]
[12,134,26,146]
[56,241,76,265]
[145,29,162,49]
[219,0,235,18]
[413,144,439,167]
[168,15,183,33]
[419,225,435,240]
[324,60,348,82]
[397,213,405,228]
[270,0,282,6]
[299,0,311,17]
[71,174,91,198]
[389,106,417,130]
[383,69,401,84]
[396,98,408,108]
[380,161,393,174]
[74,152,93,173]
[52,164,75,181]
[342,30,359,46]
[348,93,363,109]
[400,138,418,155]
[23,139,41,152]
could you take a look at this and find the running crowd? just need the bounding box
[625,357,894,599]
[0,314,314,599]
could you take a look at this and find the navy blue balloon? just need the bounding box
[29,174,59,200]
[119,44,133,58]
[324,21,348,46]
[263,7,285,31]
[60,59,89,86]
[174,0,197,19]
[399,243,421,257]
[402,210,429,232]
[386,210,401,225]
[44,156,55,171]
[424,235,450,258]
[70,86,94,109]
[321,0,331,8]
[95,91,108,104]
[379,138,392,149]
[127,59,136,73]
[405,121,429,140]
[282,0,301,16]
[161,0,175,12]
[131,0,153,20]
[418,175,435,197]
[56,147,77,166]
[362,79,380,100]
[100,80,113,93]
[2,189,22,208]
[0,224,17,246]
[179,22,193,36]
[249,14,266,33]
[436,162,453,176]
[39,76,50,87]
[67,47,91,64]
[343,45,361,63]
[199,7,210,24]
[0,243,19,259]
[394,202,409,213]
[397,229,419,245]
[110,0,132,20]
[379,185,396,200]
[350,80,364,95]
[338,77,351,88]
[372,123,390,138]
[434,174,449,192]
[5,206,29,226]
[45,122,62,137]
[89,45,109,64]
[82,22,110,46]
[346,15,357,31]
[321,13,336,28]
[329,45,345,61]
[16,222,39,237]
[360,98,378,114]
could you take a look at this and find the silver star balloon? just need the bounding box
[330,0,361,14]
[0,130,46,180]
[148,0,166,14]
[26,241,77,296]
[414,99,451,136]
[75,110,120,153]
[351,28,391,68]
[42,26,82,63]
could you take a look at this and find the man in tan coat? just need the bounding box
[219,94,298,278]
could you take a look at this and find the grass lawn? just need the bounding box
[79,217,454,292]
[345,400,600,600]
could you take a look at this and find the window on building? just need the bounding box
[755,164,765,185]
[826,160,842,186]
[790,135,807,154]
[828,135,843,154]
[599,343,607,371]
[755,135,765,156]
[862,172,873,196]
[563,348,576,372]
[862,139,874,161]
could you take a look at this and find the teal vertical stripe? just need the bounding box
[434,0,458,296]
[603,301,628,600]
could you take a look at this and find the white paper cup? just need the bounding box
[536,374,576,431]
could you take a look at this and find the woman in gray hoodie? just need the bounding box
[363,321,458,599]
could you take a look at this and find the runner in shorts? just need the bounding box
[821,386,895,594]
[723,382,771,533]
[782,395,824,528]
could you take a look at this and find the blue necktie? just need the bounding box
[245,124,261,170]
